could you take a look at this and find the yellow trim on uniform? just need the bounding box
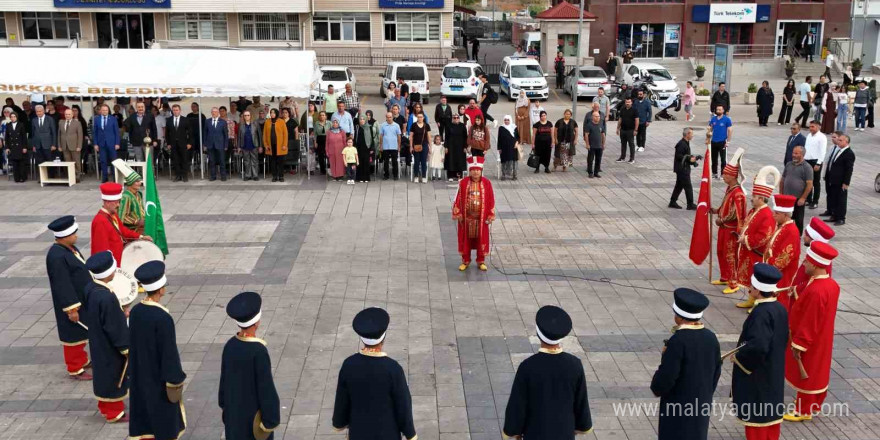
[538,347,564,354]
[68,368,85,376]
[576,427,594,434]
[502,430,520,439]
[259,422,274,432]
[407,435,418,440]
[166,381,185,388]
[359,349,388,357]
[791,342,808,352]
[675,323,705,331]
[63,302,82,312]
[236,335,268,346]
[754,297,777,305]
[107,410,126,423]
[128,435,156,440]
[785,378,829,394]
[738,417,783,427]
[731,355,752,375]
[96,391,130,403]
[332,425,348,432]
[61,340,88,347]
[141,299,170,314]
[120,349,129,356]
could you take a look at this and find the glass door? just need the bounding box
[96,13,154,48]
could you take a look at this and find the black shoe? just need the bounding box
[588,173,594,178]
[279,177,284,182]
[544,168,551,174]
[615,158,625,162]
[383,176,389,180]
[221,176,227,182]
[534,168,540,173]
[393,176,399,181]
[686,204,698,211]
[818,211,832,216]
[272,177,278,182]
[183,177,189,182]
[253,177,260,181]
[595,173,601,178]
[834,220,845,226]
[809,204,818,209]
[210,177,217,182]
[668,202,683,209]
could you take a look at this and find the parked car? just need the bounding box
[563,66,610,99]
[621,62,680,105]
[499,56,549,101]
[380,61,431,103]
[441,62,485,99]
[309,66,356,102]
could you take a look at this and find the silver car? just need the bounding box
[563,66,610,99]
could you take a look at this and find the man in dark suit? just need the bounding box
[783,123,806,165]
[670,127,698,210]
[29,104,58,168]
[165,104,192,182]
[93,104,121,182]
[822,132,854,225]
[123,102,158,162]
[187,102,206,173]
[204,107,229,181]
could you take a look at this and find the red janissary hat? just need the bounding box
[806,217,835,243]
[772,194,796,213]
[100,182,123,201]
[806,241,838,268]
[467,156,485,169]
[722,163,739,177]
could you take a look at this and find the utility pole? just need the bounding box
[571,0,585,119]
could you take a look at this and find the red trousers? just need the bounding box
[461,237,485,264]
[745,424,781,440]
[98,400,126,422]
[796,391,827,415]
[717,227,739,286]
[63,343,89,375]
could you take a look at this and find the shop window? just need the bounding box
[313,13,370,42]
[0,15,6,39]
[169,13,228,41]
[384,13,440,42]
[240,14,300,42]
[557,34,578,57]
[21,12,80,40]
[619,0,683,2]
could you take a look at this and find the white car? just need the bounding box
[621,62,680,106]
[499,56,549,101]
[440,62,485,99]
[563,66,610,98]
[380,61,431,103]
[310,66,356,101]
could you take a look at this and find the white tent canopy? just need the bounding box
[0,48,320,98]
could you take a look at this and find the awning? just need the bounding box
[0,48,321,98]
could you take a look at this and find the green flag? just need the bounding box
[144,148,169,255]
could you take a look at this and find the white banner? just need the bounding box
[710,4,757,24]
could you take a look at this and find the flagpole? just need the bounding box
[707,142,713,283]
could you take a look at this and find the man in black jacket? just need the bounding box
[165,104,192,182]
[434,95,452,141]
[670,128,698,210]
[710,82,731,115]
[123,102,158,162]
[822,132,854,225]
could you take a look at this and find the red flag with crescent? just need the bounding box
[689,147,712,265]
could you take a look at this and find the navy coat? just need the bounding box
[84,281,130,401]
[203,117,229,150]
[219,336,281,440]
[93,114,120,150]
[45,243,90,344]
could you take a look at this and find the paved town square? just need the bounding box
[1,96,879,440]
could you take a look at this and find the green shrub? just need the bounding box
[695,65,706,73]
[697,88,711,96]
[747,83,758,93]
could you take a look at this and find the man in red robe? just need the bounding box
[763,194,801,311]
[91,182,151,264]
[452,156,495,271]
[784,241,839,422]
[736,173,777,308]
[785,218,834,312]
[711,161,747,294]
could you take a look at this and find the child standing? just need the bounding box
[342,138,359,185]
[429,135,445,181]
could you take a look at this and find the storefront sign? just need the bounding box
[665,24,680,43]
[378,0,444,8]
[692,5,770,23]
[54,0,172,8]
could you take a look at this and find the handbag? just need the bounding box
[527,150,539,169]
[412,124,426,153]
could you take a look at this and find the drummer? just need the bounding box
[119,169,145,234]
[91,182,151,265]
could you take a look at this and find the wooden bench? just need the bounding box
[39,161,76,187]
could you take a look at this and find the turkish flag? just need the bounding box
[689,147,712,265]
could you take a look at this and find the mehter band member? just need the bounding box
[452,155,495,271]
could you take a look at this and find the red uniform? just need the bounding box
[453,176,495,264]
[91,208,140,264]
[764,220,801,308]
[736,205,775,288]
[785,275,839,415]
[716,185,747,286]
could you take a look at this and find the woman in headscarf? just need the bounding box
[365,110,379,174]
[300,102,318,174]
[515,93,532,145]
[553,109,578,172]
[498,115,520,181]
[325,119,347,181]
[532,110,553,173]
[444,112,468,182]
[457,104,470,130]
[313,111,331,175]
[756,80,774,127]
[282,107,300,174]
[467,115,490,158]
[262,108,288,182]
[820,82,837,134]
[354,115,376,182]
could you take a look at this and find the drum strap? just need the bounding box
[101,209,125,240]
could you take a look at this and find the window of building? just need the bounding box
[618,0,683,2]
[384,13,440,42]
[0,15,6,39]
[169,13,228,41]
[313,13,370,42]
[240,13,300,42]
[21,12,80,40]
[557,34,578,57]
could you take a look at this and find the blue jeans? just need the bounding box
[855,106,867,128]
[836,104,848,132]
[207,148,227,179]
[412,147,428,179]
[98,145,117,182]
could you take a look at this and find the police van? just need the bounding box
[440,62,484,99]
[499,56,549,101]
[380,61,431,104]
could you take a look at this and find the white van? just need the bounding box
[499,56,549,101]
[520,32,541,58]
[380,61,431,103]
[440,62,485,99]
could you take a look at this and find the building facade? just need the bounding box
[0,0,454,58]
[561,0,852,66]
[851,0,880,70]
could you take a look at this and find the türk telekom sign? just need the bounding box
[710,4,757,23]
[54,0,171,8]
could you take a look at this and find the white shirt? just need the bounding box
[825,54,834,68]
[829,145,848,165]
[804,131,827,164]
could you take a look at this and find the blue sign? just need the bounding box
[54,0,171,8]
[712,44,733,93]
[379,0,444,8]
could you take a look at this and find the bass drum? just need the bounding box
[121,240,165,275]
[109,268,139,307]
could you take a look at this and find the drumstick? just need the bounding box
[721,343,746,361]
[76,321,89,331]
[118,356,129,388]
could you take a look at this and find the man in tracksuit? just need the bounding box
[634,89,652,153]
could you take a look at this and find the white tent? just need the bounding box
[0,48,320,98]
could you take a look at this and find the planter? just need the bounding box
[695,95,710,105]
[852,68,862,78]
[785,68,795,79]
[696,69,705,79]
[744,92,757,105]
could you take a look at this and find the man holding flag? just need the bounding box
[144,146,169,256]
[708,148,747,293]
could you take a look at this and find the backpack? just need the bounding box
[486,86,498,104]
